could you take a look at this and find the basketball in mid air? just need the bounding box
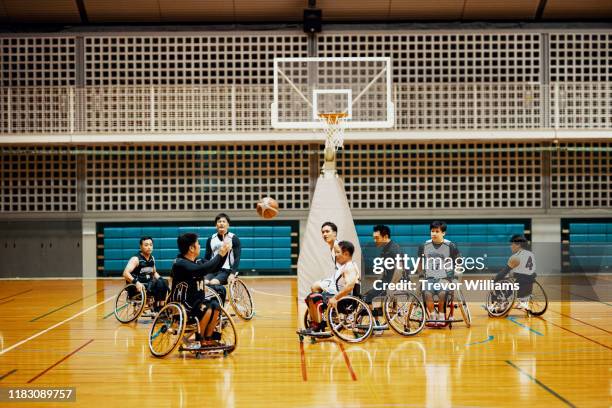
[256,197,279,219]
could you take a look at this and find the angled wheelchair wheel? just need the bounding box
[486,279,516,317]
[216,306,238,355]
[303,309,313,329]
[384,292,426,336]
[205,286,223,305]
[457,287,472,328]
[114,284,146,323]
[229,279,254,320]
[527,280,548,316]
[327,296,373,343]
[149,303,187,358]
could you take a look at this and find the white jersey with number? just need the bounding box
[510,249,536,275]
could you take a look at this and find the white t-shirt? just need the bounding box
[510,249,536,275]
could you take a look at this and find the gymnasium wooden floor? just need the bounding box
[0,277,610,407]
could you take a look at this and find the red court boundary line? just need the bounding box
[548,309,612,334]
[299,341,307,381]
[0,369,17,381]
[537,317,612,351]
[27,339,94,383]
[0,289,32,301]
[337,343,357,381]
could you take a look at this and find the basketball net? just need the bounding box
[318,112,348,151]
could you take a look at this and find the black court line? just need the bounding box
[505,360,576,408]
[537,316,612,351]
[567,290,612,307]
[0,369,17,381]
[30,289,105,322]
[0,298,15,306]
[548,309,612,334]
[0,288,33,302]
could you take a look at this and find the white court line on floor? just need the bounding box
[250,288,294,298]
[0,295,115,356]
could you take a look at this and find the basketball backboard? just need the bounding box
[271,57,394,129]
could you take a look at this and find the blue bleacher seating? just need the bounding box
[102,224,294,274]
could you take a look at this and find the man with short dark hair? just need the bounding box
[494,234,537,310]
[363,224,402,304]
[302,240,360,334]
[418,221,461,327]
[122,236,169,312]
[172,233,231,348]
[310,221,340,293]
[204,213,241,286]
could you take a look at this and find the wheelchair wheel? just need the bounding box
[114,284,146,323]
[527,280,548,316]
[457,287,472,327]
[384,292,426,336]
[327,296,373,343]
[229,279,254,320]
[303,309,312,329]
[216,306,238,354]
[148,303,187,358]
[486,279,516,317]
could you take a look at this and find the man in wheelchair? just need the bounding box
[417,221,461,328]
[301,240,360,335]
[493,235,537,311]
[122,236,169,313]
[171,232,232,348]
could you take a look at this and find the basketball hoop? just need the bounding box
[318,112,348,151]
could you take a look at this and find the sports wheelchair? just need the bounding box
[148,282,238,358]
[485,273,548,317]
[419,277,472,329]
[204,273,254,321]
[368,291,427,337]
[114,281,167,324]
[298,285,426,344]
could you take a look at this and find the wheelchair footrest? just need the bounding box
[296,329,333,338]
[179,343,234,354]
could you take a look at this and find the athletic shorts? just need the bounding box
[189,293,220,321]
[204,269,232,285]
[318,278,338,295]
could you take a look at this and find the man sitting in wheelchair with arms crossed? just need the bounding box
[300,240,360,335]
[417,221,461,328]
[172,233,232,349]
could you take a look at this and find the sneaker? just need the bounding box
[201,340,221,348]
[435,312,444,327]
[298,327,318,335]
[516,301,530,310]
[182,342,201,351]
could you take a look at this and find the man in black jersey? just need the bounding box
[122,236,169,312]
[363,224,402,304]
[172,232,232,348]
